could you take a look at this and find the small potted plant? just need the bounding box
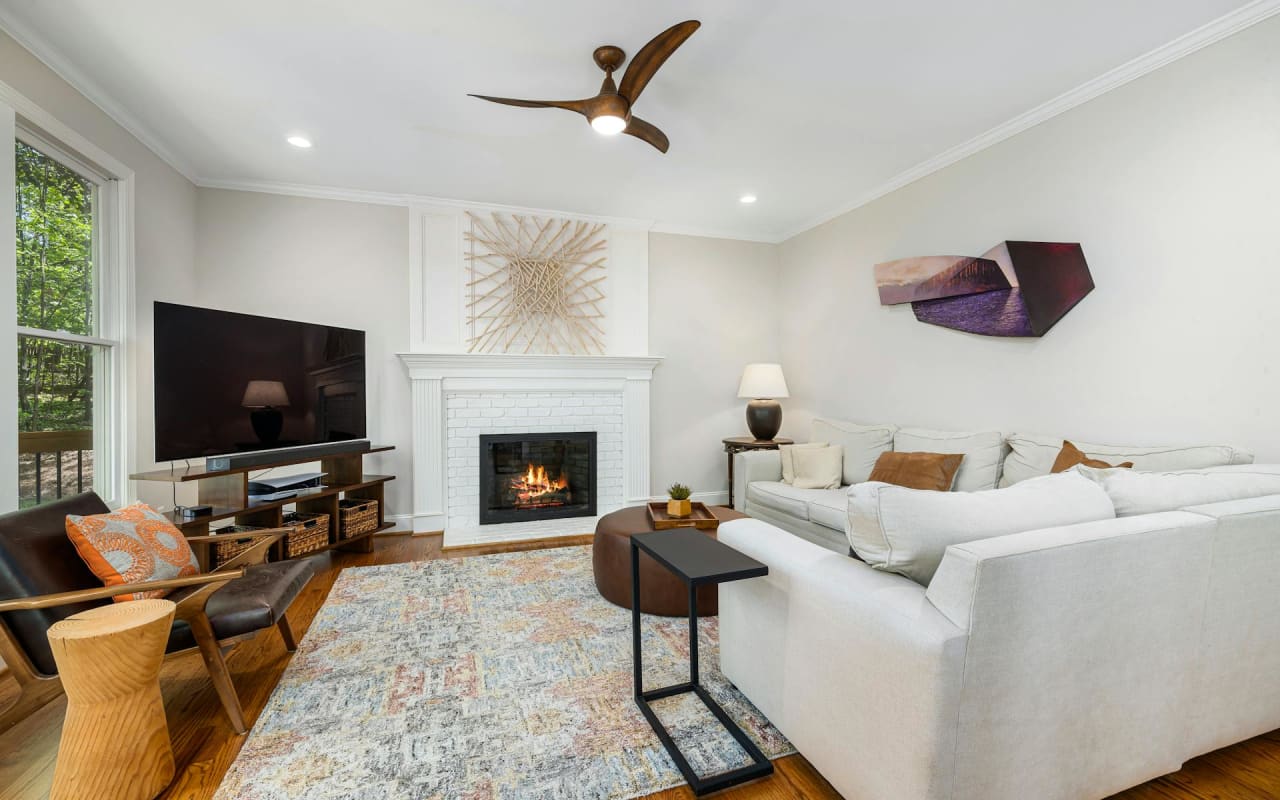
[667,483,692,518]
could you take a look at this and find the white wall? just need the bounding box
[193,188,412,521]
[777,17,1280,460]
[648,233,780,499]
[0,29,198,508]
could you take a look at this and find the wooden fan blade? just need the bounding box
[468,95,589,117]
[618,20,700,104]
[623,117,669,153]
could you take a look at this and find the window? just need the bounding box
[13,132,119,507]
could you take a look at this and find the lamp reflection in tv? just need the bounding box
[242,380,290,445]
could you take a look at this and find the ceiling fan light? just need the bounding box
[591,114,627,136]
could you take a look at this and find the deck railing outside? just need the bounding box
[18,429,94,506]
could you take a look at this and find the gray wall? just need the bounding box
[776,16,1280,460]
[193,189,412,519]
[648,233,780,499]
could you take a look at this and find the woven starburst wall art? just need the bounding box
[464,212,608,354]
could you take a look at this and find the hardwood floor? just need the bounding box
[1,532,1278,800]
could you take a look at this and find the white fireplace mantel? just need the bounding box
[398,353,662,536]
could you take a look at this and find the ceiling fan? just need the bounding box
[468,20,701,153]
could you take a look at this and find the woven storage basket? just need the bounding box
[281,511,330,557]
[338,498,379,539]
[209,525,267,569]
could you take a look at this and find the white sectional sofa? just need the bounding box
[732,417,1254,553]
[719,419,1279,800]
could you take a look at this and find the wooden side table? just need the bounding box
[722,436,794,509]
[47,599,177,800]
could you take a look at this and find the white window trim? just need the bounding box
[0,79,135,510]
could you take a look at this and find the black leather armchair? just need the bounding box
[0,493,315,735]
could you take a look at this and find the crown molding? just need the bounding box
[203,177,777,241]
[648,220,779,244]
[777,0,1280,243]
[197,177,658,231]
[0,8,201,182]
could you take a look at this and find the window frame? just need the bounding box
[0,81,135,511]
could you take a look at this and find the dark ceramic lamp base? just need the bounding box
[250,406,284,445]
[745,399,782,441]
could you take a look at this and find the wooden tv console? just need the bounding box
[130,445,395,569]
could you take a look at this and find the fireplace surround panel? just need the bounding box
[479,431,597,525]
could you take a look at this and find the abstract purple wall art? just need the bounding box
[875,242,1093,338]
[874,255,1011,304]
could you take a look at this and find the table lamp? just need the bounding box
[242,380,290,445]
[737,363,789,441]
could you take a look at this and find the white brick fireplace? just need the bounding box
[398,353,662,545]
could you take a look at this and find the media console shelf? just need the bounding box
[131,445,395,569]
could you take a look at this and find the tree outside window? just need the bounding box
[14,139,98,506]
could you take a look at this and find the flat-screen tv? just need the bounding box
[154,302,366,462]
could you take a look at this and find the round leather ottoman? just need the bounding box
[592,504,748,617]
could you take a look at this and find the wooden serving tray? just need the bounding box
[647,501,720,530]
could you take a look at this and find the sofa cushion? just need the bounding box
[1002,433,1253,487]
[806,490,849,531]
[747,481,836,520]
[811,418,896,485]
[894,427,1007,492]
[1073,465,1280,517]
[780,442,829,484]
[847,472,1116,585]
[869,451,964,491]
[793,445,843,489]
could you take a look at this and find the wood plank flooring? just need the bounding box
[1,532,1277,800]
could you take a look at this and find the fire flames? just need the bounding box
[512,463,569,508]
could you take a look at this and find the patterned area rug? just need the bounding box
[216,545,792,800]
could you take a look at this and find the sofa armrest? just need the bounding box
[733,449,783,509]
[717,519,967,800]
[921,511,1215,799]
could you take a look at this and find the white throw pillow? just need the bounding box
[792,445,843,490]
[1001,433,1254,487]
[1072,464,1280,516]
[894,426,1007,492]
[780,442,828,485]
[811,418,897,485]
[847,472,1116,585]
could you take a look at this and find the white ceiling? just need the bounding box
[0,0,1263,240]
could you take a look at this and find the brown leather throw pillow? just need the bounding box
[1051,440,1135,473]
[868,451,965,491]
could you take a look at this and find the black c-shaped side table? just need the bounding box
[630,529,773,795]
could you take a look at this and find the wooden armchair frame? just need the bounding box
[0,529,292,735]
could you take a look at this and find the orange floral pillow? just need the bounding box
[65,503,200,602]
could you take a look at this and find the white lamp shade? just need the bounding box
[242,380,290,408]
[737,363,789,399]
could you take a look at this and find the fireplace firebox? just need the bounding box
[479,432,597,525]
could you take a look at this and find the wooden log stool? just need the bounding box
[47,598,177,800]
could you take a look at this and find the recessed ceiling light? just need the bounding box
[286,135,313,149]
[739,194,757,204]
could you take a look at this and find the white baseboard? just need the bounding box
[381,513,419,534]
[402,511,445,534]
